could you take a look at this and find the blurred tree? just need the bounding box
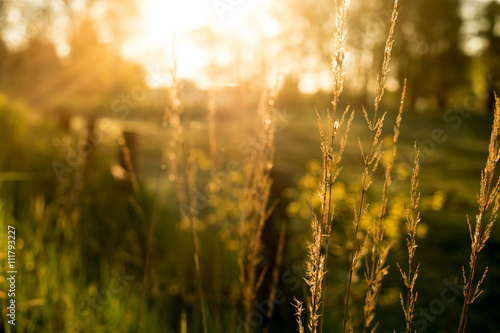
[277,0,394,104]
[276,74,302,109]
[91,0,139,48]
[7,38,61,103]
[277,0,339,65]
[0,38,8,90]
[0,0,144,113]
[394,0,469,110]
[68,17,144,102]
[481,1,500,110]
[279,0,470,110]
[346,0,398,106]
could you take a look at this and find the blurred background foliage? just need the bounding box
[0,0,500,332]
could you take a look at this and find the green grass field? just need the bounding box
[3,87,499,332]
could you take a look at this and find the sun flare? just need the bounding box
[121,0,213,86]
[140,0,209,45]
[122,0,279,87]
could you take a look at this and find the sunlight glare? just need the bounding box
[123,0,279,88]
[140,0,209,45]
[123,0,211,87]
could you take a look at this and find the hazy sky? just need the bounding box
[2,0,497,93]
[121,0,280,88]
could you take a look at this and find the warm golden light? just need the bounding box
[121,0,212,86]
[122,0,278,87]
[140,0,209,44]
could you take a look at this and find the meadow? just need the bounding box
[1,0,500,332]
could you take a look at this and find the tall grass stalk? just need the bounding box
[119,130,151,333]
[343,1,399,332]
[289,1,353,333]
[205,87,226,333]
[362,80,405,333]
[457,94,500,333]
[318,0,351,330]
[163,47,209,333]
[293,297,306,333]
[239,91,277,333]
[302,100,352,333]
[307,104,352,333]
[291,0,351,328]
[397,143,421,333]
